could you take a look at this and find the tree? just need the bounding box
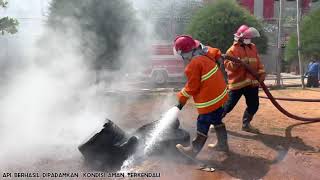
[285,7,320,62]
[47,0,140,70]
[186,0,268,54]
[0,0,18,35]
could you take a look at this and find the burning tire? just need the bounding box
[78,120,138,170]
[78,119,190,170]
[149,128,190,155]
[132,119,190,155]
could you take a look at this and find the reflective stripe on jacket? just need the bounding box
[224,42,266,90]
[177,47,228,114]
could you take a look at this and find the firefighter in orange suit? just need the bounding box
[174,35,229,158]
[222,25,266,134]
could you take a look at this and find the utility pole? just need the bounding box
[296,0,305,88]
[276,0,283,87]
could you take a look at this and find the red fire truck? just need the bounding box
[143,44,185,84]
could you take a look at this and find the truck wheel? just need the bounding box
[151,70,168,85]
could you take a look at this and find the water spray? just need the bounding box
[143,106,180,155]
[119,106,181,172]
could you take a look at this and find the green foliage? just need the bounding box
[285,8,320,62]
[0,0,8,7]
[0,17,18,34]
[0,0,19,35]
[284,33,298,62]
[186,0,268,54]
[48,0,139,70]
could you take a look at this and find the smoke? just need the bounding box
[0,0,157,168]
[0,0,191,175]
[0,20,105,167]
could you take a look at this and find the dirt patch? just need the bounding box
[122,88,320,180]
[2,88,320,180]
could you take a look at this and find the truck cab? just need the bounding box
[143,44,185,85]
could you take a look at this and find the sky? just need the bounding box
[0,0,50,18]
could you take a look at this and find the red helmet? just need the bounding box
[234,25,260,39]
[174,35,200,54]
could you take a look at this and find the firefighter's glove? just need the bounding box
[176,103,185,110]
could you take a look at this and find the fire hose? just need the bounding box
[258,96,320,102]
[222,55,320,122]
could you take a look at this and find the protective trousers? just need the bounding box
[197,107,224,136]
[306,75,319,88]
[223,86,259,126]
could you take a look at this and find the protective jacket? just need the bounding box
[224,42,265,90]
[177,47,228,114]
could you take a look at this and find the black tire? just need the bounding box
[79,119,190,170]
[151,70,168,85]
[132,119,190,155]
[134,119,180,136]
[150,128,190,155]
[78,120,138,170]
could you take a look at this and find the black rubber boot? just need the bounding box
[210,111,227,133]
[176,133,207,158]
[242,111,260,134]
[208,123,229,152]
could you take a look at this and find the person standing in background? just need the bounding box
[305,58,320,88]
